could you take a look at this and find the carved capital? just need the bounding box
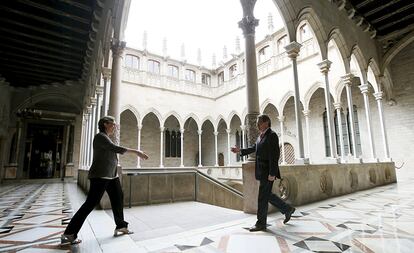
[317,59,332,74]
[302,110,311,117]
[333,102,342,110]
[180,128,185,134]
[197,130,203,135]
[285,42,302,59]
[277,115,285,122]
[160,126,165,132]
[238,16,259,37]
[213,131,219,136]
[102,67,111,80]
[111,39,126,58]
[359,84,370,94]
[341,73,354,86]
[226,128,231,134]
[373,92,383,101]
[90,97,97,106]
[96,85,104,96]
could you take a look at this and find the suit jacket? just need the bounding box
[88,132,127,179]
[240,128,281,180]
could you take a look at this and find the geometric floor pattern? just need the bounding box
[2,178,414,252]
[0,183,73,252]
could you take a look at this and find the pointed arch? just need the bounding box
[279,90,295,115]
[367,59,381,93]
[140,107,162,126]
[201,116,215,130]
[334,79,346,104]
[350,45,368,83]
[260,99,279,115]
[327,28,350,73]
[121,104,140,125]
[381,30,414,74]
[227,110,241,125]
[271,0,296,41]
[163,111,182,128]
[215,115,228,130]
[183,113,200,130]
[14,92,81,113]
[304,81,324,110]
[296,6,328,59]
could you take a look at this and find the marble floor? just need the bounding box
[1,173,414,252]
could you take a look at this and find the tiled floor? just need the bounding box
[1,173,414,252]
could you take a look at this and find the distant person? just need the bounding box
[231,114,295,232]
[61,116,148,245]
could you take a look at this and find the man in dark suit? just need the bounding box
[231,114,295,232]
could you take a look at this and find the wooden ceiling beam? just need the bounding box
[0,63,76,79]
[0,18,85,43]
[2,36,83,58]
[0,51,81,71]
[377,13,414,31]
[0,44,81,64]
[355,0,376,9]
[0,5,89,34]
[1,57,79,75]
[371,3,414,24]
[365,0,403,17]
[17,0,90,25]
[3,70,60,82]
[57,0,92,12]
[0,27,84,50]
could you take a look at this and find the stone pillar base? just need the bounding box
[242,161,258,214]
[320,158,341,164]
[381,158,393,162]
[4,164,18,179]
[64,164,74,177]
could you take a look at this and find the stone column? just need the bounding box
[180,128,185,167]
[108,40,126,145]
[278,116,286,165]
[238,0,260,160]
[226,128,232,166]
[285,42,307,163]
[89,99,97,165]
[342,74,358,158]
[80,114,87,168]
[86,106,93,166]
[359,84,377,161]
[214,131,219,166]
[95,86,104,133]
[82,112,89,168]
[302,110,311,160]
[197,130,203,167]
[240,125,246,162]
[159,126,164,168]
[101,67,111,116]
[137,125,142,168]
[317,59,337,159]
[334,103,346,160]
[374,92,390,161]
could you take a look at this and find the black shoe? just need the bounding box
[249,224,266,232]
[283,207,295,224]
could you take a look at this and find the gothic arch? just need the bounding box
[327,28,350,73]
[140,107,162,126]
[163,111,182,128]
[296,7,328,59]
[279,90,295,115]
[260,99,279,115]
[13,92,81,113]
[121,104,140,124]
[350,45,368,83]
[304,81,325,110]
[381,30,414,74]
[183,113,200,130]
[215,115,228,130]
[201,116,215,130]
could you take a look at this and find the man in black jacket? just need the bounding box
[61,116,148,245]
[231,114,295,232]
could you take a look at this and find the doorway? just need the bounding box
[218,153,224,166]
[24,123,64,178]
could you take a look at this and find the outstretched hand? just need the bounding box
[230,146,240,154]
[137,151,149,160]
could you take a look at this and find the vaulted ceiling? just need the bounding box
[0,0,96,88]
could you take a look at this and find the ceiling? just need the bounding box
[0,0,96,88]
[347,0,414,49]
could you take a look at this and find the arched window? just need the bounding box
[185,69,196,82]
[229,64,237,79]
[148,60,160,74]
[167,64,179,78]
[165,129,181,158]
[299,24,312,42]
[218,71,224,85]
[347,105,362,156]
[124,54,139,69]
[334,109,350,155]
[202,73,211,85]
[165,130,171,157]
[258,45,271,63]
[323,110,331,157]
[277,35,288,53]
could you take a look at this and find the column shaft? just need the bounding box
[360,84,376,159]
[180,129,185,167]
[374,92,390,159]
[226,129,231,166]
[278,116,286,164]
[198,130,202,167]
[334,103,346,158]
[137,125,141,168]
[159,127,164,168]
[214,131,219,166]
[343,74,357,157]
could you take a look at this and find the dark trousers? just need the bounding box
[257,178,291,225]
[64,177,128,236]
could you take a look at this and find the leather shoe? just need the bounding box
[249,224,266,232]
[283,207,295,224]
